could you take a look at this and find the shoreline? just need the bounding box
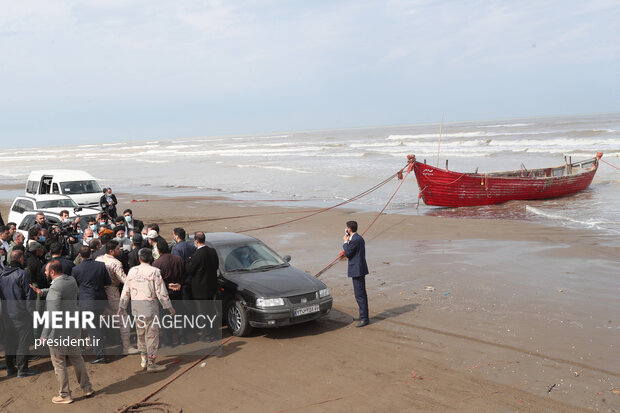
[0,191,618,411]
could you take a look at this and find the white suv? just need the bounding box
[8,194,100,228]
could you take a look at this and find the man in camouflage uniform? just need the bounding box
[119,248,175,372]
[96,240,139,354]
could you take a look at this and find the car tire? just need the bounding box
[226,300,252,337]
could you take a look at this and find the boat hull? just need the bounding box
[413,157,600,207]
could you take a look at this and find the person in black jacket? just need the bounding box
[127,234,143,269]
[122,209,144,235]
[186,232,219,300]
[0,250,38,377]
[26,241,47,289]
[72,246,111,363]
[185,232,219,341]
[99,188,118,219]
[342,220,370,328]
[48,242,74,276]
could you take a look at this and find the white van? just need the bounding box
[25,170,102,208]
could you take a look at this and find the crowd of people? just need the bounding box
[0,205,221,404]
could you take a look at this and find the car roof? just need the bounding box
[27,170,97,180]
[203,232,260,245]
[15,194,74,202]
[21,210,62,217]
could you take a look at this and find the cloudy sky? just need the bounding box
[1,0,619,147]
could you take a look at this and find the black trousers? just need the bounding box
[83,306,106,358]
[352,275,369,321]
[4,316,33,373]
[160,298,186,345]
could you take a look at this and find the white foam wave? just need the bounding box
[234,164,314,174]
[481,123,533,128]
[525,205,605,229]
[133,159,170,164]
[387,131,486,141]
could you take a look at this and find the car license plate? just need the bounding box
[294,304,319,316]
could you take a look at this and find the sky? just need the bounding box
[1,0,619,148]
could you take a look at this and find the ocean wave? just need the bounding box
[349,141,405,148]
[480,123,533,128]
[133,159,170,164]
[164,144,201,149]
[387,131,486,141]
[525,205,605,229]
[234,164,314,174]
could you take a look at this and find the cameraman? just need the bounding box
[59,210,82,234]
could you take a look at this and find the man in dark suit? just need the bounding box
[171,227,196,301]
[342,221,370,327]
[49,242,74,276]
[41,260,94,404]
[99,188,118,219]
[71,246,111,363]
[186,232,219,300]
[122,209,144,235]
[186,231,219,341]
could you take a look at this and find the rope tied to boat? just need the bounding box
[314,158,415,278]
[239,161,413,233]
[600,158,620,171]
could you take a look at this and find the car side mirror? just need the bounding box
[73,207,82,213]
[283,255,291,263]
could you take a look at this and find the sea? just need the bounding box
[1,112,619,239]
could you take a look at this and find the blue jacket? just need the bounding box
[172,240,197,263]
[71,258,111,306]
[343,233,369,278]
[0,264,37,319]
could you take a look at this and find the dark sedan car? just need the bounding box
[204,233,333,336]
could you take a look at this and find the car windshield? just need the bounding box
[221,242,286,272]
[60,180,101,194]
[37,199,78,208]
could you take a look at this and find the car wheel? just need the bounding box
[226,300,252,337]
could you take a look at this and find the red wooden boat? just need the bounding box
[410,153,603,207]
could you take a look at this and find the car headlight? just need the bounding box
[256,298,285,308]
[319,288,330,298]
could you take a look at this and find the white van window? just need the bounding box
[41,176,53,194]
[60,180,101,194]
[26,180,38,194]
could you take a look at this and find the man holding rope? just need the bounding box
[342,221,369,327]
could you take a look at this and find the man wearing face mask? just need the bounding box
[99,188,118,219]
[114,227,132,252]
[72,229,95,266]
[86,218,99,237]
[122,209,144,234]
[59,210,81,234]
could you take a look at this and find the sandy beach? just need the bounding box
[0,194,618,412]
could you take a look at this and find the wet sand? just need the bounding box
[0,194,618,412]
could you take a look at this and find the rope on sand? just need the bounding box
[116,336,235,413]
[119,401,182,413]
